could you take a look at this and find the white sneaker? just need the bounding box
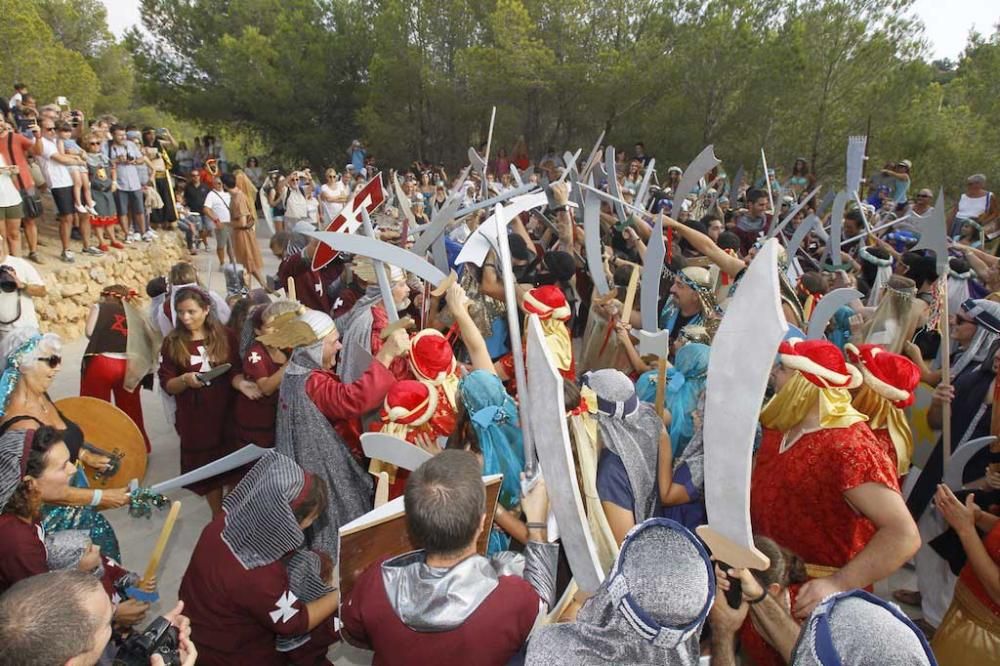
[86,205,98,216]
[75,204,88,214]
[60,250,75,263]
[142,230,156,242]
[127,232,140,243]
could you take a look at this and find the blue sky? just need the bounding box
[100,0,998,61]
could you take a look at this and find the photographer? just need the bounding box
[0,234,45,342]
[0,570,196,666]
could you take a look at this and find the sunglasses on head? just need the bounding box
[38,355,61,368]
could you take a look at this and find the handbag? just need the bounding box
[7,133,42,219]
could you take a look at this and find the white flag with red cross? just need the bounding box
[311,173,387,271]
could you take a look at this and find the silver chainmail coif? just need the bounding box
[221,450,307,569]
[276,346,373,560]
[584,369,662,523]
[525,518,714,666]
[790,591,935,666]
[0,429,27,509]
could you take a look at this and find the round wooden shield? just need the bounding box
[54,397,147,489]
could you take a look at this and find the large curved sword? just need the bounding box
[673,145,721,218]
[635,158,656,210]
[638,213,666,336]
[526,314,604,594]
[306,230,456,296]
[822,191,850,269]
[583,188,611,297]
[605,146,626,223]
[806,287,863,340]
[454,192,548,268]
[943,436,995,490]
[697,239,784,601]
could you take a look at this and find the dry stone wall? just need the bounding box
[36,232,187,340]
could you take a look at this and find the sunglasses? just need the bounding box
[38,355,62,368]
[87,141,100,146]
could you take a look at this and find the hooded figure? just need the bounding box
[180,451,340,664]
[585,369,664,529]
[525,518,714,666]
[636,342,709,457]
[790,590,935,665]
[266,308,380,559]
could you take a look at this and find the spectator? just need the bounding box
[182,168,212,250]
[949,173,998,239]
[33,119,95,261]
[244,156,263,187]
[882,160,912,210]
[174,140,193,176]
[202,174,232,266]
[141,127,178,229]
[0,119,41,261]
[107,124,151,243]
[633,141,651,166]
[347,139,366,174]
[0,234,46,342]
[83,132,122,250]
[319,167,348,224]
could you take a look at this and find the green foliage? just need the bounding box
[121,0,999,195]
[0,0,100,113]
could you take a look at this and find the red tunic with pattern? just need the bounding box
[179,516,338,666]
[959,520,1000,615]
[868,427,900,477]
[744,422,899,666]
[235,342,282,449]
[304,362,396,463]
[157,332,240,495]
[751,422,900,569]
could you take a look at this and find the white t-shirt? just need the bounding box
[0,255,42,332]
[0,154,21,207]
[39,137,73,189]
[320,181,348,222]
[204,189,231,223]
[957,192,990,220]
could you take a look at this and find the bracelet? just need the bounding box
[90,489,103,507]
[749,586,769,605]
[526,522,546,530]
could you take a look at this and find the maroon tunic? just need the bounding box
[340,556,540,666]
[235,342,282,449]
[179,516,337,666]
[158,332,240,495]
[277,254,340,314]
[0,515,47,594]
[304,362,395,462]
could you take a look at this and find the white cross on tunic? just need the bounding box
[190,345,212,372]
[332,297,344,311]
[269,591,300,624]
[249,351,262,364]
[314,281,323,295]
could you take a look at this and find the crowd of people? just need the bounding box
[1,80,999,665]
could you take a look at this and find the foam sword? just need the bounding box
[697,238,784,606]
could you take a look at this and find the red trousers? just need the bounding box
[80,354,151,452]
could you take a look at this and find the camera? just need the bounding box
[113,616,181,666]
[0,266,19,293]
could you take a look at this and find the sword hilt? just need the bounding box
[718,561,743,609]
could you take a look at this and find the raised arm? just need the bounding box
[445,282,494,373]
[663,216,745,277]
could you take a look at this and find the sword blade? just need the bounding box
[150,445,268,494]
